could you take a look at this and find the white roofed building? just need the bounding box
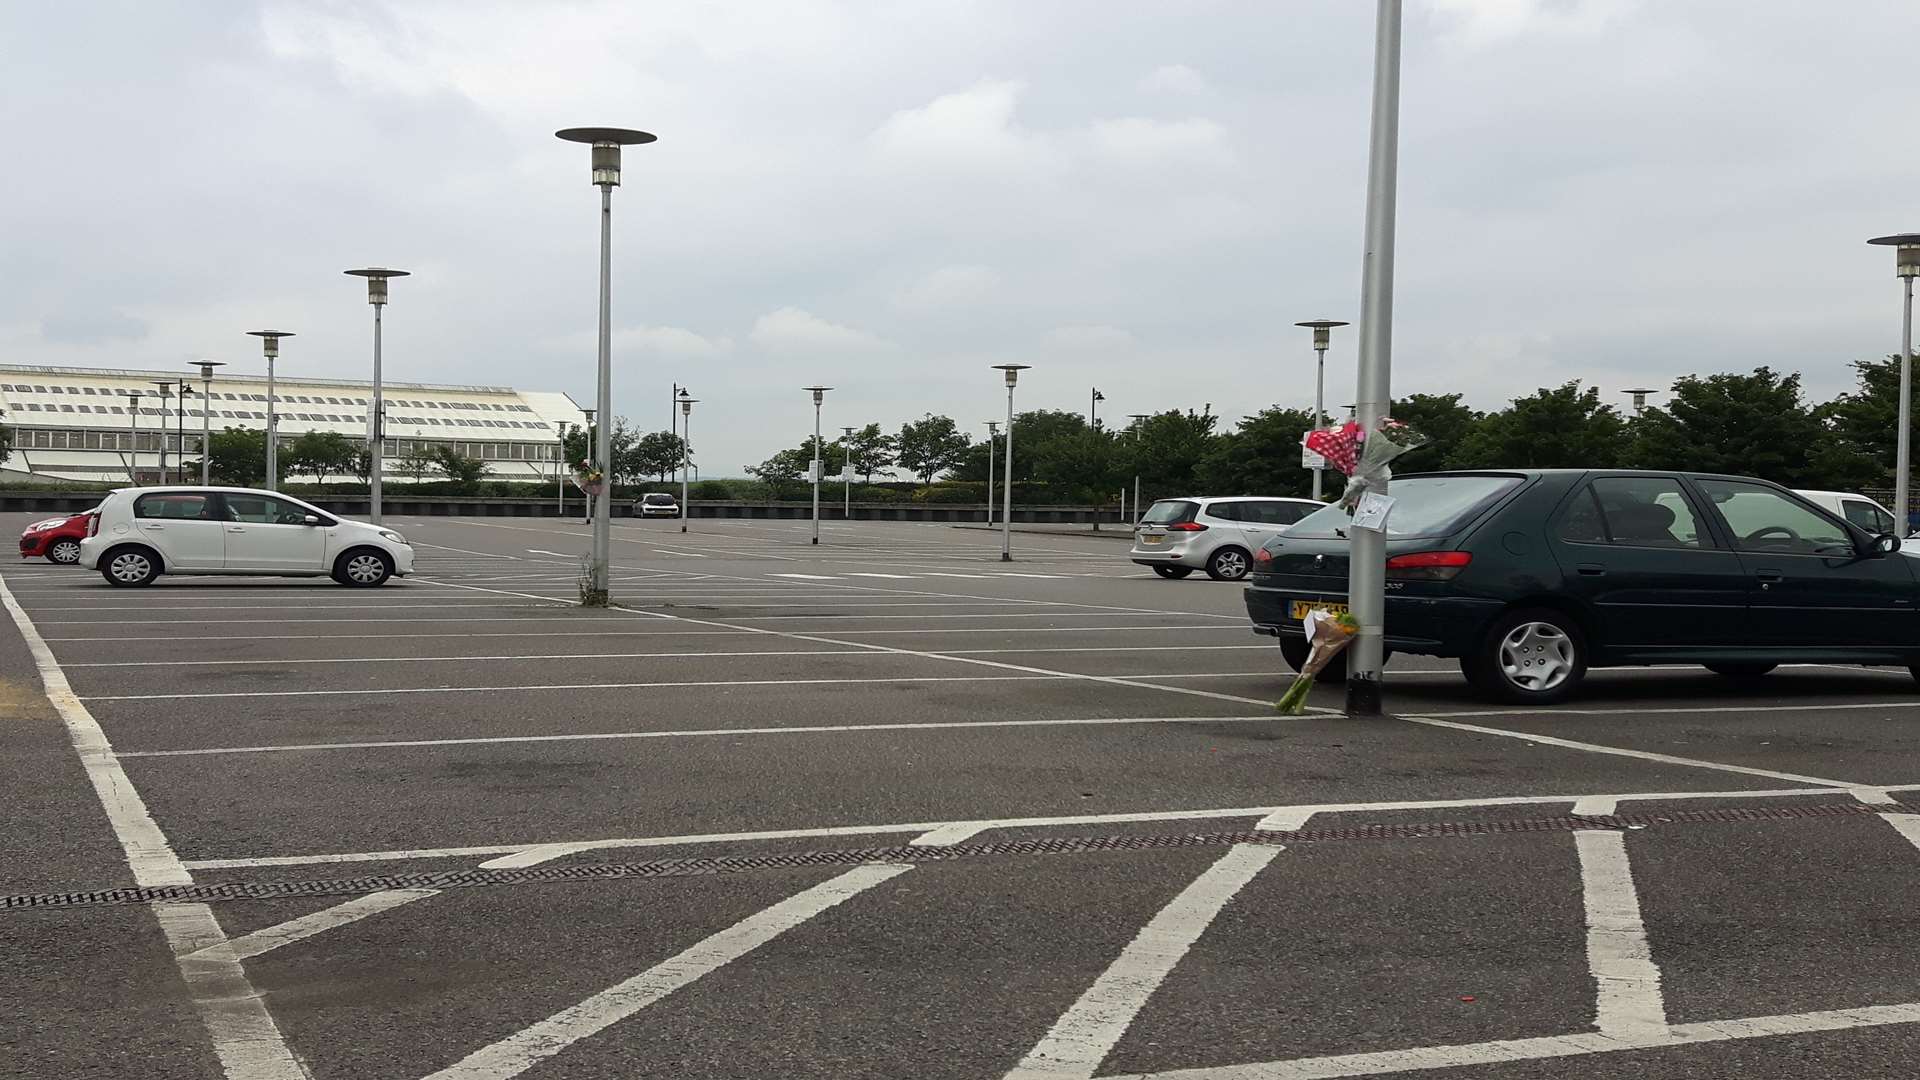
[0,364,584,485]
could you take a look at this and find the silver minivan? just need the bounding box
[1130,496,1321,580]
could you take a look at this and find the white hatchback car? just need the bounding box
[79,487,415,588]
[1130,496,1322,580]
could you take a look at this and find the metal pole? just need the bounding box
[1899,276,1914,533]
[843,426,854,519]
[1346,0,1403,718]
[266,355,277,490]
[681,410,692,533]
[128,395,140,485]
[985,425,996,526]
[176,383,186,485]
[556,421,569,516]
[811,399,822,545]
[371,304,384,523]
[1001,385,1015,561]
[1312,348,1327,501]
[1133,475,1141,524]
[200,376,213,485]
[592,184,613,597]
[151,384,170,484]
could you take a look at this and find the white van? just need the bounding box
[1793,489,1905,537]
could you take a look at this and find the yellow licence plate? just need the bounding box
[1290,601,1349,619]
[1140,535,1164,545]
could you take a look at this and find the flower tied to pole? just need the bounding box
[1275,608,1361,714]
[1301,418,1429,511]
[571,459,607,497]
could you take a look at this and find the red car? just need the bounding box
[19,509,95,565]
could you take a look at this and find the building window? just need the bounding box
[49,386,63,394]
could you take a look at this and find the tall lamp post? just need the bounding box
[803,386,833,544]
[1346,0,1405,718]
[344,268,408,525]
[125,390,143,485]
[983,420,999,526]
[557,127,655,605]
[841,425,855,519]
[556,420,571,517]
[1127,413,1150,523]
[991,364,1031,561]
[149,382,175,484]
[680,397,698,534]
[1296,319,1349,501]
[1869,233,1920,534]
[189,362,224,485]
[247,331,292,490]
[1089,387,1104,431]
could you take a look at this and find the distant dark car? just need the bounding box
[636,492,680,517]
[1244,470,1910,703]
[18,509,94,565]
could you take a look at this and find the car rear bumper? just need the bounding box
[1244,582,1503,657]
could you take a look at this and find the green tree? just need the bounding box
[625,431,687,482]
[1625,367,1880,488]
[430,446,489,493]
[397,447,440,482]
[893,414,973,484]
[1195,407,1317,498]
[1449,382,1629,469]
[747,440,846,492]
[1390,393,1482,471]
[0,411,12,467]
[845,422,896,482]
[196,427,271,486]
[284,430,358,483]
[1113,408,1218,502]
[1821,354,1909,478]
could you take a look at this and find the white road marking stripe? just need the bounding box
[41,625,1243,642]
[844,572,917,578]
[175,784,1852,871]
[84,673,1066,701]
[69,643,1272,668]
[651,548,708,557]
[0,573,305,1079]
[412,543,519,558]
[1575,831,1667,1038]
[769,572,842,579]
[117,713,1282,758]
[921,572,994,579]
[1403,716,1870,789]
[193,889,440,962]
[420,864,913,1079]
[1878,811,1920,853]
[1006,844,1283,1078]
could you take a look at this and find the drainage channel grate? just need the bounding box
[3,801,1889,912]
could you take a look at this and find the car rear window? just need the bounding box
[1286,475,1522,539]
[1140,500,1198,526]
[643,494,675,504]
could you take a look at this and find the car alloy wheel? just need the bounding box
[1498,620,1576,692]
[1207,548,1250,581]
[49,539,81,564]
[344,552,388,585]
[108,551,154,585]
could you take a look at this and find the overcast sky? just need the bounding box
[6,1,1919,476]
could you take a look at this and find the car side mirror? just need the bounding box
[302,515,322,527]
[1872,533,1901,556]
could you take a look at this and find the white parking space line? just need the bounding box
[1575,831,1667,1039]
[845,572,917,578]
[0,572,306,1079]
[117,713,1287,758]
[177,786,1856,871]
[68,643,1272,669]
[43,625,1247,643]
[191,889,441,962]
[412,543,520,559]
[419,863,915,1079]
[769,573,842,580]
[82,673,1067,702]
[1403,716,1875,791]
[1006,843,1284,1080]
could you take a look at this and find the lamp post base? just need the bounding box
[579,587,610,608]
[1001,552,1013,562]
[1344,674,1384,717]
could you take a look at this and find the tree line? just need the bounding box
[744,357,1916,504]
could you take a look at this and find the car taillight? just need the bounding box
[86,513,100,538]
[1252,546,1274,564]
[1165,521,1208,532]
[1385,550,1471,580]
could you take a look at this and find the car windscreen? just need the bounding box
[1140,500,1198,526]
[1285,475,1523,539]
[643,494,675,504]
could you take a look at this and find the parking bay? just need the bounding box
[9,515,1920,1079]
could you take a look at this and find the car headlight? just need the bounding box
[378,530,409,545]
[29,520,61,532]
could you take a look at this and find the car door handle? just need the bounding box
[1754,570,1783,583]
[226,526,246,533]
[143,524,164,530]
[1576,563,1605,576]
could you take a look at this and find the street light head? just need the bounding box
[246,330,293,358]
[992,363,1031,387]
[345,267,410,305]
[1296,318,1349,350]
[190,359,226,380]
[680,398,699,415]
[556,127,657,186]
[803,385,833,405]
[1869,233,1920,278]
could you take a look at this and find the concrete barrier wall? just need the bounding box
[0,491,1127,524]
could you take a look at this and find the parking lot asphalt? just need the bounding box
[7,514,1920,1079]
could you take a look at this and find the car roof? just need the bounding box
[1161,495,1319,504]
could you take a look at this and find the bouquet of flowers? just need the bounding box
[1274,607,1361,714]
[1303,419,1429,513]
[571,460,607,496]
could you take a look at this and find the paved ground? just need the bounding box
[7,515,1920,1079]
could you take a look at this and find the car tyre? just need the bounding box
[48,539,82,564]
[1151,565,1194,579]
[1205,546,1252,581]
[1704,662,1777,680]
[334,547,394,588]
[100,545,161,588]
[1461,607,1588,705]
